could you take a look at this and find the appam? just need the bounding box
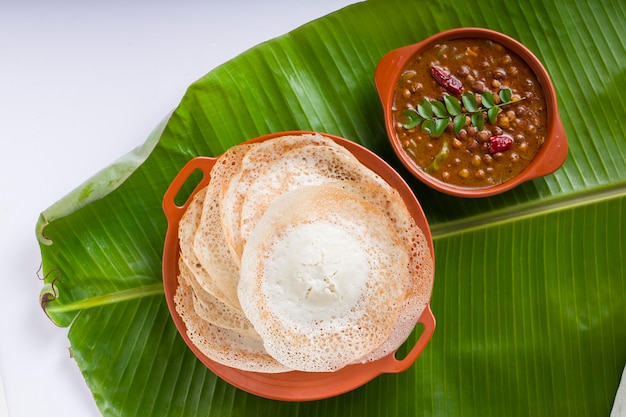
[178,187,228,302]
[193,143,252,310]
[220,133,354,260]
[237,139,433,364]
[238,184,409,372]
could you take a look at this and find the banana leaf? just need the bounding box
[36,0,626,415]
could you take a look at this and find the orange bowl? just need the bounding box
[162,131,436,401]
[375,27,568,197]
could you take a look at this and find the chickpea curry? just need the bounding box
[393,38,547,188]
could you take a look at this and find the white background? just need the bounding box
[0,1,356,415]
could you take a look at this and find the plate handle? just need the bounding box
[162,156,217,223]
[383,304,436,373]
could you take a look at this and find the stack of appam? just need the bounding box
[174,133,433,373]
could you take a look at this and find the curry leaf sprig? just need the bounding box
[401,88,524,138]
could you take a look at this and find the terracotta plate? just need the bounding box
[162,131,435,401]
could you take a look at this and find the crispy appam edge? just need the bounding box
[178,257,260,340]
[174,276,291,373]
[178,187,229,301]
[193,143,253,310]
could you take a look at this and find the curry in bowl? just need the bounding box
[375,28,568,197]
[394,37,546,188]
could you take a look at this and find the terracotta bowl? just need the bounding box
[162,131,436,401]
[375,27,568,197]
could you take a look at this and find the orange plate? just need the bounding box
[375,27,568,198]
[162,131,435,401]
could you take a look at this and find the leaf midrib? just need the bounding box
[431,181,626,240]
[46,282,164,314]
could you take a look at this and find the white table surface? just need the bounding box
[2,2,625,417]
[0,1,356,415]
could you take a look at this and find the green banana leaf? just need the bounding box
[37,0,626,415]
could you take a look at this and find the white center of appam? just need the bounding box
[263,221,369,325]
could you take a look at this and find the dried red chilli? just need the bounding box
[489,135,514,154]
[430,65,464,95]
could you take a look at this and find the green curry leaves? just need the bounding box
[401,88,524,138]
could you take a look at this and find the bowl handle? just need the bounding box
[382,304,436,373]
[374,48,407,109]
[162,156,217,223]
[530,115,569,179]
